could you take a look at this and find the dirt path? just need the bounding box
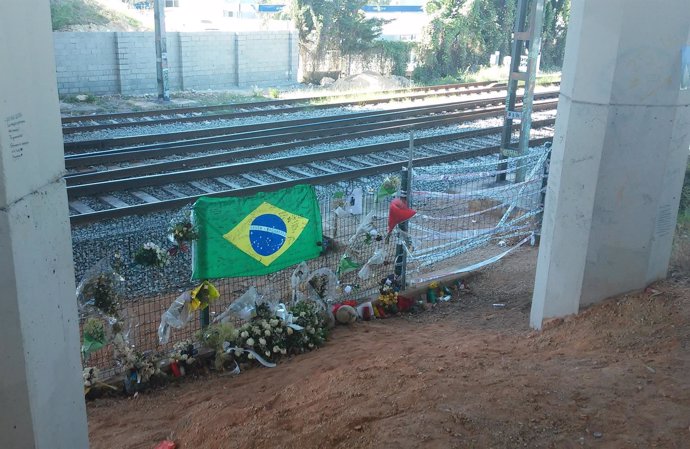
[87,246,690,449]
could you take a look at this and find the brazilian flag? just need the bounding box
[192,185,323,279]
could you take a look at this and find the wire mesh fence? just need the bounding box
[74,145,550,376]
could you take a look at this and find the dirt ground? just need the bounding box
[87,245,690,449]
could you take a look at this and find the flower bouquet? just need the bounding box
[189,280,220,311]
[113,333,162,394]
[197,323,238,371]
[286,301,329,353]
[134,242,169,268]
[83,367,118,397]
[168,216,198,254]
[169,339,197,377]
[81,317,107,359]
[374,274,402,317]
[235,303,289,363]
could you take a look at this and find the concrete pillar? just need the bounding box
[0,0,89,448]
[531,0,690,329]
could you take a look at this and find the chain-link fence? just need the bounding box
[74,145,550,376]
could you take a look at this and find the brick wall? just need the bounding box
[236,31,297,87]
[53,33,119,95]
[179,32,236,90]
[52,31,298,96]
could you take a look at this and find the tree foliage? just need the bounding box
[290,0,387,74]
[415,0,569,82]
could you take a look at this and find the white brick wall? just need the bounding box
[53,31,298,96]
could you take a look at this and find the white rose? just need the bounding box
[246,338,255,346]
[234,349,243,357]
[280,348,287,355]
[273,346,280,353]
[308,343,314,348]
[264,329,271,336]
[248,353,255,359]
[265,351,271,357]
[259,338,267,346]
[241,331,249,338]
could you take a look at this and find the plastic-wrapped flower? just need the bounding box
[259,338,267,346]
[246,338,255,346]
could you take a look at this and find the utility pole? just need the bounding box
[154,0,170,101]
[497,0,546,182]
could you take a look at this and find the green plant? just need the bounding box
[414,0,570,84]
[268,88,280,99]
[197,323,238,370]
[50,0,145,31]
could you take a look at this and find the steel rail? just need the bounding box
[64,90,559,154]
[65,101,557,175]
[61,80,503,125]
[61,84,518,135]
[66,119,556,198]
[69,135,553,225]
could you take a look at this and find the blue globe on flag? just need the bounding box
[249,214,287,256]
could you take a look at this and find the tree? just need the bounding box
[290,0,385,77]
[415,0,569,82]
[540,0,570,69]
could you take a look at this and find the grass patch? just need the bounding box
[417,65,561,87]
[50,0,144,31]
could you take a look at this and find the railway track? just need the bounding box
[67,121,555,225]
[61,80,511,133]
[64,89,560,155]
[64,81,560,226]
[65,99,558,171]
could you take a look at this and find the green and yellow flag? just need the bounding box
[192,185,323,279]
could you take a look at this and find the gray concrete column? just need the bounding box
[531,0,690,329]
[0,1,89,448]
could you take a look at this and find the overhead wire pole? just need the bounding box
[497,0,546,183]
[154,0,170,101]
